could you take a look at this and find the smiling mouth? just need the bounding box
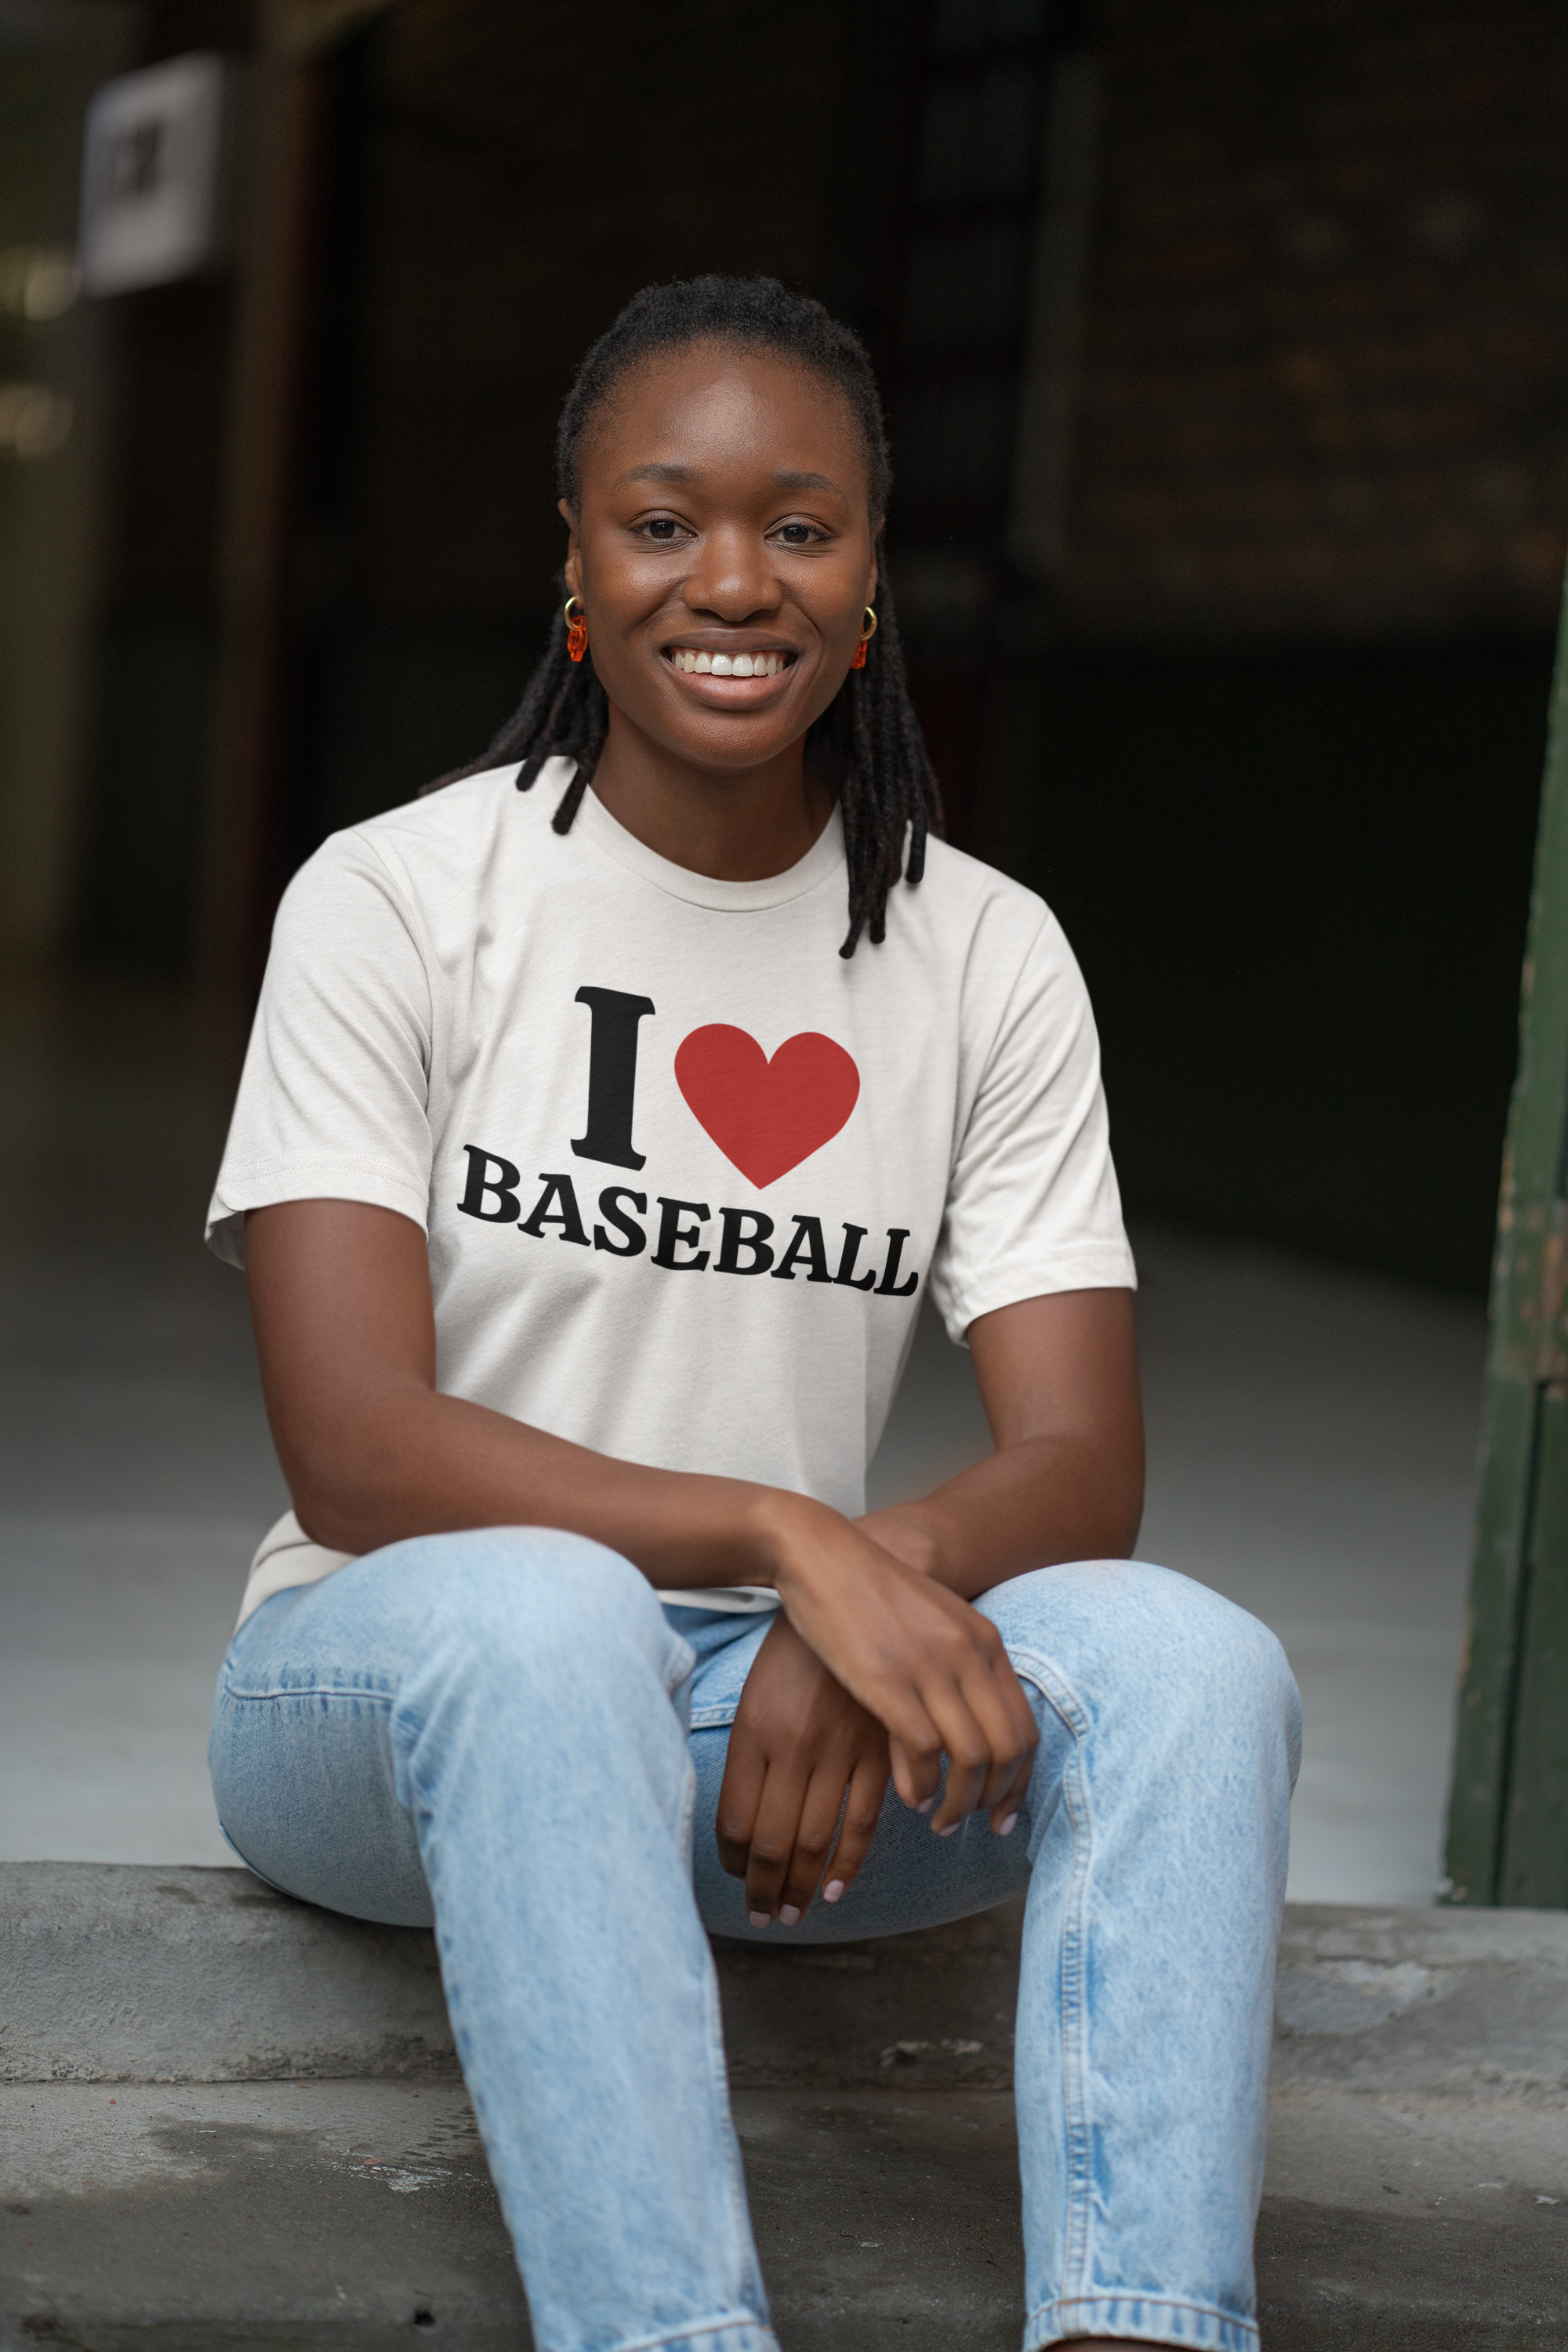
[664,647,795,678]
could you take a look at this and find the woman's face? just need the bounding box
[562,341,878,776]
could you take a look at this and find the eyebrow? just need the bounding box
[612,462,845,495]
[771,468,841,494]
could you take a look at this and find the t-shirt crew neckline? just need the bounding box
[569,770,846,912]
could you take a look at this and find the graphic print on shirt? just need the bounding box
[674,1025,859,1188]
[569,986,654,1171]
[456,984,920,1298]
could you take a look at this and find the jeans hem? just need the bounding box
[575,2315,778,2352]
[1025,2294,1258,2350]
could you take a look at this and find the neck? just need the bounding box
[587,707,835,882]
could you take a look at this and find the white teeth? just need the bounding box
[670,648,788,677]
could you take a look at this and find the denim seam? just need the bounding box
[1025,2292,1258,2352]
[695,1747,769,2326]
[705,1958,771,2321]
[220,1679,397,1706]
[1007,1644,1098,2310]
[676,1648,763,2298]
[663,1675,769,2332]
[390,1691,485,2208]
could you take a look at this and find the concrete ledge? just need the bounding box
[0,1865,454,2084]
[3,1867,1567,2349]
[8,1864,1568,2096]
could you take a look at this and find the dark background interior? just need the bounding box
[59,0,1568,1292]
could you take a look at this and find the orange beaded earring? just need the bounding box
[850,604,878,670]
[564,595,588,662]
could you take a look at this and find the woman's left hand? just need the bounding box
[716,1613,891,1925]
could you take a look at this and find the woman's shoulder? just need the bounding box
[284,759,557,910]
[332,757,528,866]
[900,829,1065,960]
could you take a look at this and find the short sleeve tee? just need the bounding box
[209,759,1136,1623]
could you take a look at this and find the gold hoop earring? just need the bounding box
[850,604,877,670]
[564,596,587,662]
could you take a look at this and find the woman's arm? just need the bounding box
[247,1201,1139,1592]
[858,1287,1145,1597]
[717,1290,1142,1923]
[245,1197,1134,1847]
[245,1196,800,1589]
[246,1198,1037,1832]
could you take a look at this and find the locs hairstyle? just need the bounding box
[428,274,943,957]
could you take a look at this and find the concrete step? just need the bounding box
[2,1866,1566,2348]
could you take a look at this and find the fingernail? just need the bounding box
[779,1904,800,1926]
[935,1822,960,1838]
[917,1796,936,1815]
[748,1911,771,1929]
[999,1813,1019,1837]
[823,1880,846,1904]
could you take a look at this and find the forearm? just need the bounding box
[861,1288,1145,1601]
[246,1197,814,1590]
[861,1431,1143,1602]
[246,1207,1142,1612]
[275,1373,804,1591]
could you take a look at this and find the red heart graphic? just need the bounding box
[674,1026,860,1188]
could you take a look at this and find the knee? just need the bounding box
[987,1558,1299,1746]
[383,1526,670,1690]
[1113,1563,1303,1795]
[1131,1561,1298,1727]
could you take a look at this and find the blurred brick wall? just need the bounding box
[1061,0,1568,642]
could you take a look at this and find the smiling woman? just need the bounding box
[430,275,940,954]
[201,275,1298,2352]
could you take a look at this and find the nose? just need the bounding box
[683,522,781,623]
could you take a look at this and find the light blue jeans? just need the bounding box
[209,1533,1299,2352]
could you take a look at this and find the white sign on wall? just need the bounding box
[78,53,241,297]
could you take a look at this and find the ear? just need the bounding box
[559,499,582,599]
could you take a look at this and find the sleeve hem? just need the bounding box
[932,1250,1138,1346]
[205,1165,431,1269]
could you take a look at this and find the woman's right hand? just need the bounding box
[753,1494,1038,1836]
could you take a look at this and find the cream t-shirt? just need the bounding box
[207,759,1135,1624]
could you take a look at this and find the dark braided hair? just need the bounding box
[430,274,942,956]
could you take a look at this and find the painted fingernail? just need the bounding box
[999,1813,1019,1837]
[935,1822,960,1838]
[823,1880,846,1904]
[749,1911,771,1929]
[779,1904,801,1926]
[917,1796,937,1814]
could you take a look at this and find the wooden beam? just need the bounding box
[1445,562,1568,1904]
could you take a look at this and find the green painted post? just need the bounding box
[1446,569,1568,1907]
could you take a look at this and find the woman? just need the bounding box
[208,275,1298,2352]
